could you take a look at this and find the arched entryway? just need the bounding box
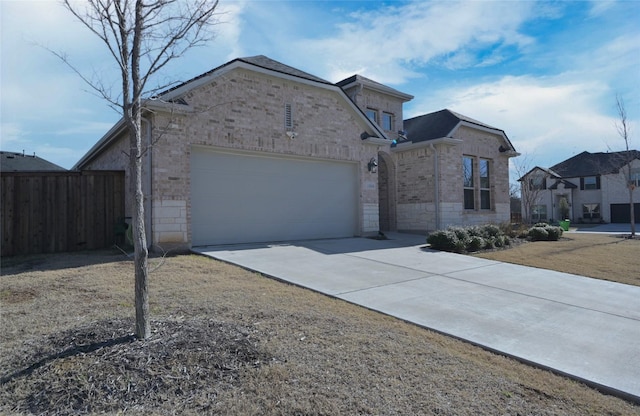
[378,151,396,231]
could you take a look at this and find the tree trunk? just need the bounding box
[131,123,150,340]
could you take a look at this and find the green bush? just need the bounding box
[468,236,485,252]
[427,224,516,253]
[483,224,501,237]
[528,226,549,241]
[546,226,563,241]
[427,230,459,252]
[528,224,563,241]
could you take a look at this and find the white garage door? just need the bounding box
[190,147,359,246]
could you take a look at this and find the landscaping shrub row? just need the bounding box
[426,223,563,253]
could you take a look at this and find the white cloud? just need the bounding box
[408,74,622,171]
[295,1,536,83]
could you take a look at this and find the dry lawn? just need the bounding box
[1,241,639,415]
[474,233,640,286]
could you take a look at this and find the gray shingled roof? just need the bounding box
[159,55,331,98]
[239,55,331,84]
[1,151,66,172]
[402,109,504,144]
[549,150,640,177]
[336,74,414,100]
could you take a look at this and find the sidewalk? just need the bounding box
[194,233,640,402]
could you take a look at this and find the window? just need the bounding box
[463,156,474,209]
[463,156,493,210]
[366,108,378,123]
[581,176,600,190]
[382,112,393,131]
[284,103,293,130]
[529,175,546,190]
[630,169,640,188]
[480,159,491,210]
[582,203,600,220]
[532,205,547,222]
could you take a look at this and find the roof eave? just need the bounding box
[391,137,462,152]
[73,118,128,170]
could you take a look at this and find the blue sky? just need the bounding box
[1,0,639,182]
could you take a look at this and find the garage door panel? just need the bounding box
[191,148,358,246]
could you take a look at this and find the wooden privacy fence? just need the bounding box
[1,171,125,257]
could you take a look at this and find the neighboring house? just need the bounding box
[74,55,517,250]
[518,150,640,223]
[1,151,66,172]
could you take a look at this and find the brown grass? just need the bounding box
[1,242,639,415]
[474,233,640,286]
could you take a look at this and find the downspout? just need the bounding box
[429,143,440,230]
[142,116,153,249]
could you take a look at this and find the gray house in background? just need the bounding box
[519,150,640,223]
[1,151,66,172]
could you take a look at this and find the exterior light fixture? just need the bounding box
[368,157,378,173]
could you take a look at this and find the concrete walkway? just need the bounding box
[194,233,640,402]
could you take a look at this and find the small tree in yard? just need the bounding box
[514,155,551,224]
[614,95,637,238]
[61,0,220,339]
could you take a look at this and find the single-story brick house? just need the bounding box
[519,150,640,223]
[74,55,518,250]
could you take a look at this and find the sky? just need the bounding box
[1,0,639,183]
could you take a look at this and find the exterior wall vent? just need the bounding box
[284,103,293,130]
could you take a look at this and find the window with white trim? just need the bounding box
[463,156,474,209]
[366,108,378,124]
[382,112,393,131]
[479,158,491,210]
[630,169,640,188]
[582,203,600,220]
[532,205,547,221]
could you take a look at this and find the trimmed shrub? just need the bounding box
[528,226,549,241]
[484,237,496,250]
[546,226,563,241]
[483,224,501,237]
[449,227,470,242]
[427,230,459,252]
[468,236,485,252]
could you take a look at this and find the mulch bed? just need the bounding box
[0,318,269,415]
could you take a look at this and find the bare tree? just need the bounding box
[615,95,637,237]
[514,155,551,224]
[62,0,220,339]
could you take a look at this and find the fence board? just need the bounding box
[1,171,125,257]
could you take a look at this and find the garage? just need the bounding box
[610,203,640,223]
[190,147,359,246]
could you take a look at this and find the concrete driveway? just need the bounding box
[569,223,634,234]
[194,233,640,402]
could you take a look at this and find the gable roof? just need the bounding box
[75,55,388,169]
[336,74,414,101]
[159,55,332,99]
[549,150,640,177]
[517,166,561,182]
[1,151,66,172]
[401,109,515,151]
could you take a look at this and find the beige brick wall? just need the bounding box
[391,125,512,232]
[147,67,385,246]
